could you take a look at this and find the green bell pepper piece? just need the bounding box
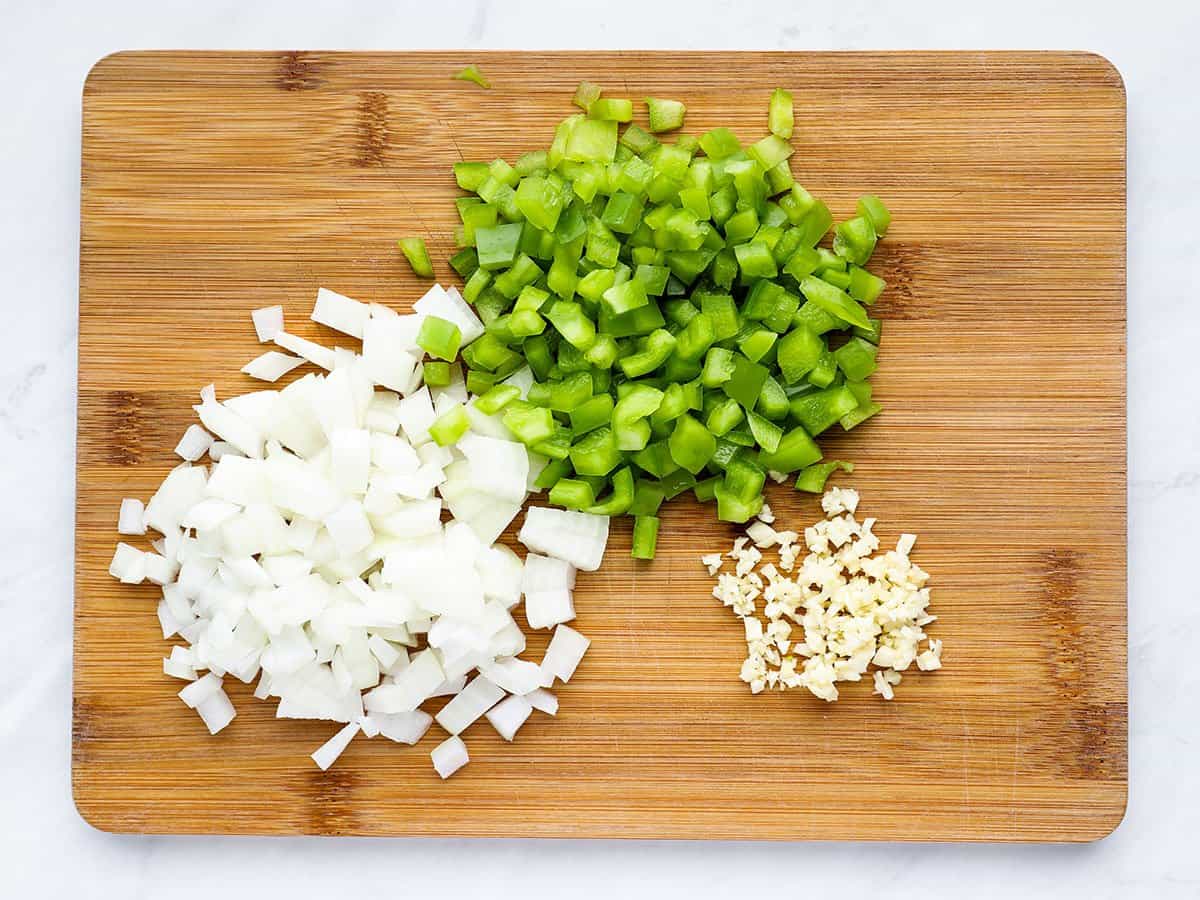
[646,97,686,133]
[632,440,677,478]
[701,346,737,388]
[614,384,665,451]
[664,250,716,285]
[768,88,794,139]
[631,515,660,560]
[502,403,557,446]
[668,414,717,474]
[833,336,879,381]
[619,124,660,156]
[795,460,855,493]
[693,476,720,503]
[734,242,778,278]
[398,237,434,277]
[847,265,886,305]
[699,127,741,159]
[532,425,574,460]
[546,372,594,412]
[698,292,739,341]
[675,312,716,363]
[756,374,790,420]
[776,325,824,384]
[602,279,649,316]
[746,411,783,453]
[515,150,550,177]
[570,393,615,436]
[584,333,619,368]
[588,466,635,515]
[633,264,670,296]
[600,300,666,337]
[706,396,744,437]
[546,300,597,351]
[463,268,493,303]
[550,478,596,510]
[429,404,470,447]
[449,245,480,276]
[565,117,618,163]
[806,349,837,388]
[659,467,697,499]
[454,162,490,192]
[757,425,822,473]
[721,354,769,408]
[738,328,777,364]
[573,81,602,112]
[475,222,525,270]
[417,315,462,362]
[820,268,853,290]
[840,400,882,431]
[493,254,544,299]
[856,194,891,236]
[619,328,676,378]
[630,480,666,516]
[723,208,759,244]
[422,360,451,388]
[533,457,571,490]
[514,175,565,232]
[589,97,634,122]
[833,215,877,266]
[852,317,883,346]
[789,384,860,435]
[474,384,521,415]
[799,276,872,330]
[570,426,623,476]
[453,65,490,88]
[801,199,833,246]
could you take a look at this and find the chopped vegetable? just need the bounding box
[453,65,490,89]
[398,237,435,277]
[108,287,610,777]
[645,97,686,133]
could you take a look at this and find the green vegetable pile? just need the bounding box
[413,85,893,559]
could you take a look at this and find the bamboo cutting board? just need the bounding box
[74,51,1126,841]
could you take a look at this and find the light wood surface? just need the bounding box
[74,51,1126,841]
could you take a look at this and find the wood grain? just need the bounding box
[74,51,1126,841]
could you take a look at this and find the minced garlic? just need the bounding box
[703,487,942,701]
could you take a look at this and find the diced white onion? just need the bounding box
[484,694,532,741]
[434,674,505,735]
[525,687,558,715]
[251,305,285,342]
[310,721,360,770]
[117,498,146,535]
[195,688,237,734]
[312,287,369,339]
[541,625,591,684]
[431,735,469,779]
[274,330,336,371]
[518,507,610,572]
[242,351,306,383]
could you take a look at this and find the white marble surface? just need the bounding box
[1,0,1196,896]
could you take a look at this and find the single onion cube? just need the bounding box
[431,735,470,779]
[251,305,284,342]
[179,672,224,709]
[108,542,146,584]
[525,687,558,715]
[117,498,145,535]
[524,589,576,630]
[541,624,591,684]
[195,688,237,734]
[242,351,306,383]
[484,694,532,742]
[434,674,505,735]
[174,424,213,462]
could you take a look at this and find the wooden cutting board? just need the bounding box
[74,51,1126,841]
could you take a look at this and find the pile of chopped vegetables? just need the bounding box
[703,486,942,701]
[109,288,606,776]
[400,85,892,559]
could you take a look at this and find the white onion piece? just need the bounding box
[541,625,591,684]
[274,330,336,371]
[356,714,381,737]
[458,434,528,504]
[375,709,433,745]
[476,544,524,609]
[395,386,436,446]
[311,721,360,770]
[117,499,146,536]
[362,317,419,393]
[196,688,237,734]
[518,507,610,572]
[174,424,214,462]
[178,672,223,708]
[522,554,576,594]
[524,589,576,630]
[480,656,542,696]
[435,674,505,735]
[312,287,369,339]
[109,543,146,584]
[485,694,532,741]
[431,735,469,779]
[163,646,198,681]
[500,366,534,399]
[526,687,558,716]
[251,305,284,342]
[363,649,444,714]
[194,399,264,459]
[242,351,306,383]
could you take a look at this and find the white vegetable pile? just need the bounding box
[703,487,943,701]
[108,285,610,777]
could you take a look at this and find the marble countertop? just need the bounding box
[2,1,1196,896]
